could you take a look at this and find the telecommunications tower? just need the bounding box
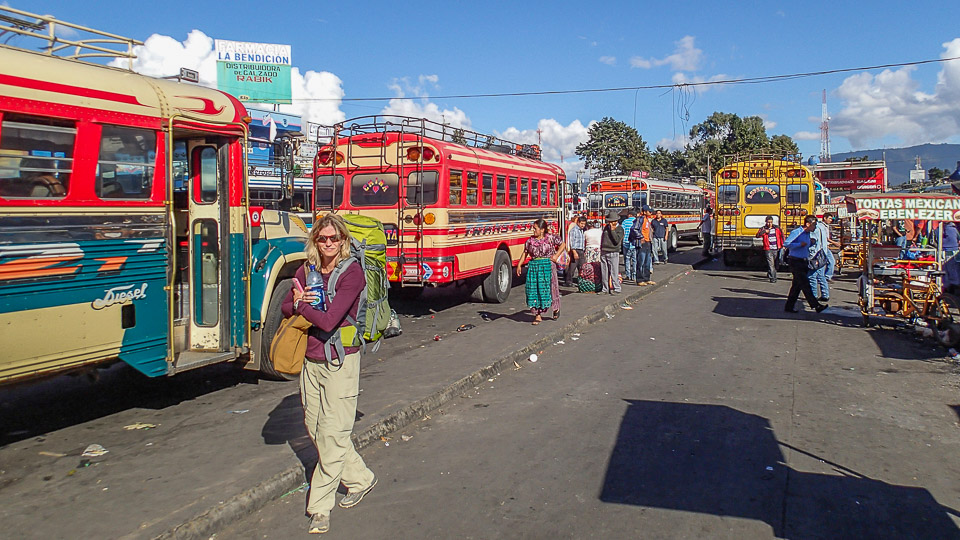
[820,89,831,163]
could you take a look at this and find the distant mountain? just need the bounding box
[830,143,960,185]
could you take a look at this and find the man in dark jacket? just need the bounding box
[600,210,624,294]
[651,209,669,264]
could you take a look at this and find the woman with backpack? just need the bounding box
[282,213,377,535]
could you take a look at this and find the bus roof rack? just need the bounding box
[323,115,544,161]
[721,151,804,166]
[0,5,141,69]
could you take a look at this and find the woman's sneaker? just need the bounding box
[308,514,329,534]
[339,475,378,508]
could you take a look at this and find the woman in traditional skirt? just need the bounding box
[517,218,565,325]
[584,220,602,263]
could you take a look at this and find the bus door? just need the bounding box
[184,139,229,353]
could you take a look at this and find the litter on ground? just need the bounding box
[81,444,108,458]
[123,422,158,430]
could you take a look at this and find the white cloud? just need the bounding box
[630,35,702,72]
[760,115,777,130]
[670,72,731,92]
[793,131,820,141]
[830,37,960,148]
[656,135,689,151]
[110,30,346,126]
[599,56,617,66]
[497,119,591,178]
[380,74,472,130]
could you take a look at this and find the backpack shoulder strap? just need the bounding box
[326,257,359,301]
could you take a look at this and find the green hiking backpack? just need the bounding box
[324,214,391,365]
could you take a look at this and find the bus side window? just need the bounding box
[496,174,506,206]
[482,173,493,205]
[520,178,529,206]
[466,172,478,205]
[509,176,518,205]
[0,114,75,199]
[540,180,548,207]
[449,170,462,205]
[97,125,156,200]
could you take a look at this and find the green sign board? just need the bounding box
[215,39,292,104]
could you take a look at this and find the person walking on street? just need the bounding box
[821,213,840,282]
[943,221,960,262]
[600,210,624,294]
[282,213,377,535]
[584,220,602,263]
[808,216,831,301]
[784,215,828,314]
[621,209,638,282]
[630,205,655,285]
[565,216,586,287]
[756,215,784,283]
[701,207,714,257]
[651,209,669,264]
[517,218,564,324]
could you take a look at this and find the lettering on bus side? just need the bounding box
[92,283,148,310]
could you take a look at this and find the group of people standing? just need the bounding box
[563,206,670,290]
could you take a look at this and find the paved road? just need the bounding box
[220,260,960,539]
[0,244,702,539]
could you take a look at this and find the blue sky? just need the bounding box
[18,0,960,175]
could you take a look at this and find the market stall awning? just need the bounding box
[844,192,960,221]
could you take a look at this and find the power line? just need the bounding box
[286,55,960,103]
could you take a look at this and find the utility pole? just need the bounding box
[706,155,711,186]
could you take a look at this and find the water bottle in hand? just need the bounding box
[305,264,326,311]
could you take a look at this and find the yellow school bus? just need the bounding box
[713,154,815,265]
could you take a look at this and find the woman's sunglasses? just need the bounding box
[314,234,342,244]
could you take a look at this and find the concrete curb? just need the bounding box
[155,257,709,540]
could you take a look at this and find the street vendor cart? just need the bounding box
[849,193,960,344]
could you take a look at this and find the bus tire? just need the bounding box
[482,249,513,303]
[668,227,679,252]
[259,278,298,382]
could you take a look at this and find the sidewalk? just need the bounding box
[160,251,708,540]
[0,250,705,540]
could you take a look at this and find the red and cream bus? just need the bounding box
[313,116,565,303]
[0,7,309,385]
[586,175,706,250]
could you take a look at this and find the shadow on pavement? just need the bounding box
[949,405,960,423]
[261,393,316,480]
[600,400,960,539]
[0,362,253,447]
[723,287,783,299]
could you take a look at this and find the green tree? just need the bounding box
[769,134,799,157]
[575,117,651,174]
[929,167,948,182]
[686,111,804,174]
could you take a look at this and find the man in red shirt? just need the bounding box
[756,215,784,283]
